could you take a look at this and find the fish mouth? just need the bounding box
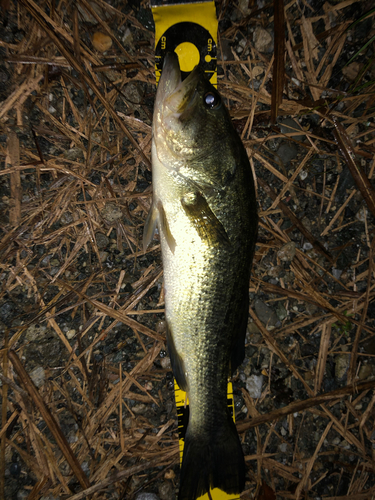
[157,52,201,115]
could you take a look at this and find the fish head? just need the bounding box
[153,53,232,173]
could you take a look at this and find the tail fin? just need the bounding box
[178,413,245,500]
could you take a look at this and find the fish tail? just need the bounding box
[178,414,245,500]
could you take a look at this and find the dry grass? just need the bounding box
[0,0,374,499]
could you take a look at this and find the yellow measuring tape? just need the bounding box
[152,0,218,86]
[152,4,239,497]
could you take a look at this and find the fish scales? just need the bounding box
[144,53,258,500]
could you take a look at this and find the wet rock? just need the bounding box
[254,299,281,328]
[277,241,296,261]
[253,27,273,53]
[246,374,263,398]
[335,354,350,380]
[29,366,45,388]
[277,142,298,165]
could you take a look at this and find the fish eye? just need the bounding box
[204,92,221,109]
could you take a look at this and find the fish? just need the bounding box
[144,52,258,500]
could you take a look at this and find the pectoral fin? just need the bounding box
[143,200,176,253]
[181,192,230,246]
[158,201,176,253]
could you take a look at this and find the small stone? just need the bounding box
[252,66,264,78]
[356,207,367,222]
[95,232,109,249]
[267,265,281,277]
[342,62,362,81]
[160,356,171,369]
[247,322,260,335]
[66,329,76,340]
[276,302,288,321]
[238,0,251,14]
[254,299,280,328]
[156,320,167,333]
[122,27,133,46]
[64,148,84,161]
[132,403,146,414]
[277,241,296,261]
[246,374,263,398]
[25,324,47,341]
[135,494,160,500]
[279,118,305,141]
[30,366,45,388]
[17,490,29,500]
[332,268,342,279]
[164,469,175,480]
[101,203,122,222]
[158,481,174,500]
[305,303,318,315]
[99,251,109,263]
[124,82,143,105]
[335,354,350,380]
[60,211,73,224]
[358,364,373,380]
[253,27,273,53]
[279,443,288,453]
[92,32,112,52]
[277,142,298,165]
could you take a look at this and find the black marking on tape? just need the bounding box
[155,22,216,80]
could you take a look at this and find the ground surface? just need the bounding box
[0,0,375,499]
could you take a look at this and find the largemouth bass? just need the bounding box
[144,53,258,500]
